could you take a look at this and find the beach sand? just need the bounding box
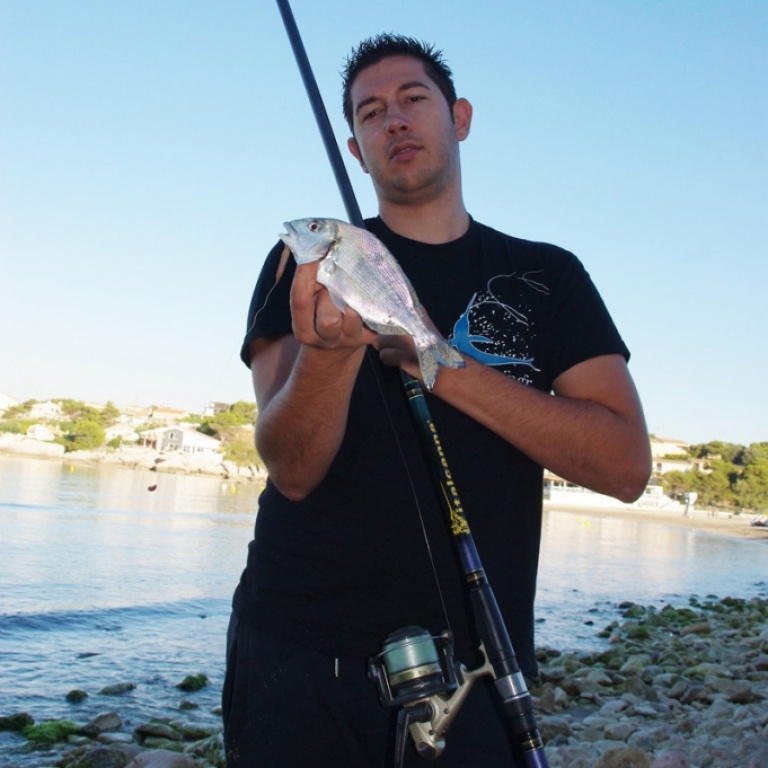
[545,502,768,541]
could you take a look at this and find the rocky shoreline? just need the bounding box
[3,441,766,543]
[1,596,765,768]
[0,436,266,483]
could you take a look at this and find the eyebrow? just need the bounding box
[354,80,433,118]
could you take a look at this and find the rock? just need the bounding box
[679,684,709,704]
[134,721,182,741]
[23,719,81,743]
[68,745,130,768]
[594,745,651,767]
[620,655,651,676]
[8,595,767,768]
[538,715,574,742]
[0,711,34,731]
[82,712,123,737]
[684,661,733,679]
[649,750,691,768]
[67,689,89,703]
[99,682,136,696]
[0,434,65,457]
[604,721,637,741]
[126,749,197,768]
[680,622,711,636]
[176,722,219,740]
[175,673,208,692]
[707,677,757,702]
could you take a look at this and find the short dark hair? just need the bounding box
[341,34,457,129]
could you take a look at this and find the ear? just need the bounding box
[347,137,369,173]
[453,98,473,142]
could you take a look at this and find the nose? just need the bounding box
[385,109,409,134]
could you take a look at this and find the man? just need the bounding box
[223,34,651,767]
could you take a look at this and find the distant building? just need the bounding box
[119,405,152,427]
[0,393,18,415]
[544,434,706,507]
[204,401,230,417]
[648,436,712,476]
[139,425,221,455]
[650,437,689,458]
[149,406,188,423]
[29,401,63,421]
[26,424,57,441]
[105,425,140,444]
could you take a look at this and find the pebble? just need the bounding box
[1,596,766,767]
[533,596,768,767]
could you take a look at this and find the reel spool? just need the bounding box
[368,626,459,708]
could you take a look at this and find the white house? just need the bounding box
[26,424,57,441]
[204,401,230,417]
[121,405,151,423]
[149,406,188,423]
[29,401,63,420]
[140,425,221,455]
[0,393,19,415]
[104,425,140,444]
[650,436,689,458]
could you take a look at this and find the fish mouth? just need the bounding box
[280,221,296,240]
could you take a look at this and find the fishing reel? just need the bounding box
[368,626,494,765]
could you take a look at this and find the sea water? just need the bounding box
[1,455,766,763]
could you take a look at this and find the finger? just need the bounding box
[315,289,344,341]
[290,263,322,340]
[374,334,421,378]
[372,334,412,354]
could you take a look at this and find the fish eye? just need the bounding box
[308,221,320,232]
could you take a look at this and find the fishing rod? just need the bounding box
[274,2,550,766]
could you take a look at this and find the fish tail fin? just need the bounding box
[417,339,465,391]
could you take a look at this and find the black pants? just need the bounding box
[222,614,527,768]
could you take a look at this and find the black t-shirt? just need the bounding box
[234,217,628,677]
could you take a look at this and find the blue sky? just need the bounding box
[1,1,766,446]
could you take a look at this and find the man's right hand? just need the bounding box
[290,261,378,349]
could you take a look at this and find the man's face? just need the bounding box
[346,55,470,207]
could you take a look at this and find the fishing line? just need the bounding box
[273,3,551,765]
[244,246,292,338]
[364,347,453,636]
[272,0,452,633]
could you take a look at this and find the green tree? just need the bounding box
[0,420,33,434]
[63,419,106,452]
[230,401,257,424]
[694,460,736,508]
[3,400,36,419]
[744,442,768,464]
[689,441,743,464]
[734,457,768,511]
[661,470,694,498]
[199,401,257,439]
[224,427,262,466]
[101,401,121,426]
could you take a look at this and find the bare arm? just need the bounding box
[251,261,377,501]
[375,339,651,502]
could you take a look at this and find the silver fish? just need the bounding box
[279,217,465,390]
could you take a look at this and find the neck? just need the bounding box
[377,193,470,244]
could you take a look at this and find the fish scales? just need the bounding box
[279,217,465,389]
[323,244,421,334]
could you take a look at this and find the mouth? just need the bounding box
[279,221,296,240]
[388,140,422,162]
